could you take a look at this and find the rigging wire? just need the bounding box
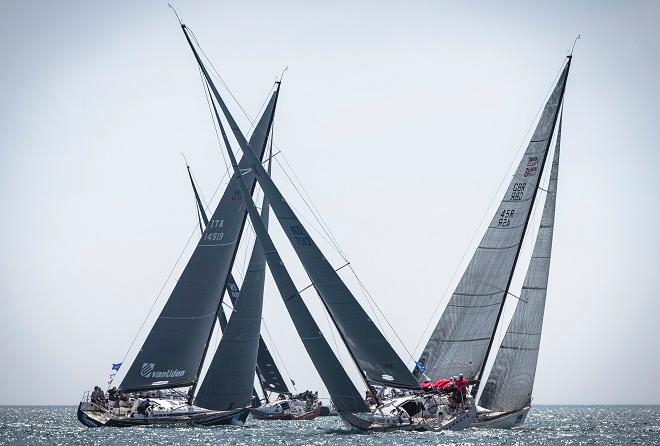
[262,320,298,393]
[117,168,230,367]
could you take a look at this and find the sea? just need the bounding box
[0,406,658,445]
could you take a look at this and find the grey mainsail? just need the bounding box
[479,114,562,412]
[183,24,419,390]
[193,192,270,410]
[210,89,368,414]
[118,86,278,392]
[416,58,571,383]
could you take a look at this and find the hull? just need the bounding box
[77,401,250,428]
[473,406,530,429]
[251,399,322,421]
[251,406,321,421]
[339,394,476,433]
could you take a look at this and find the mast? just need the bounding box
[475,56,571,386]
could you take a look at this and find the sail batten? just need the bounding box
[479,113,562,412]
[415,59,570,383]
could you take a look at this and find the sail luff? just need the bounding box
[479,112,562,411]
[212,97,369,414]
[416,57,571,385]
[183,27,419,389]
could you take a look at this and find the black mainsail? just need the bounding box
[208,88,369,414]
[478,114,562,412]
[415,58,571,384]
[187,157,290,398]
[193,189,270,410]
[182,24,419,390]
[118,85,278,393]
[186,161,286,400]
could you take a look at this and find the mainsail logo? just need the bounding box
[140,362,185,379]
[141,363,155,377]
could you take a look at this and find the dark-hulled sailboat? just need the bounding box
[414,55,572,428]
[77,76,280,428]
[178,20,475,432]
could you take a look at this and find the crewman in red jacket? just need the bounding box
[455,374,469,394]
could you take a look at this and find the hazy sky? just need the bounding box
[1,1,659,405]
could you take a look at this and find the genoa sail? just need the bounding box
[188,165,285,398]
[193,193,270,410]
[184,28,419,389]
[118,86,278,392]
[415,58,571,383]
[209,96,369,414]
[479,114,562,412]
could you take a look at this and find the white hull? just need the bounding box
[473,406,530,429]
[339,393,476,432]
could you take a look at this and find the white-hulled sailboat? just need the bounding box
[178,18,475,432]
[77,73,281,427]
[414,54,572,428]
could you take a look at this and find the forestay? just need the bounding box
[118,87,278,392]
[479,115,562,412]
[416,59,570,382]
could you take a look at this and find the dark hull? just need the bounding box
[77,403,249,428]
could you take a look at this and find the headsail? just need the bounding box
[118,86,278,392]
[193,192,270,410]
[209,90,368,414]
[416,58,571,383]
[479,114,562,411]
[181,25,419,390]
[196,151,290,397]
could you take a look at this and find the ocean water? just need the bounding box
[0,406,658,445]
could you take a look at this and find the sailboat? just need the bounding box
[414,55,572,428]
[186,155,322,422]
[177,18,475,432]
[77,73,280,428]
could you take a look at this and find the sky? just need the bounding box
[1,0,659,406]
